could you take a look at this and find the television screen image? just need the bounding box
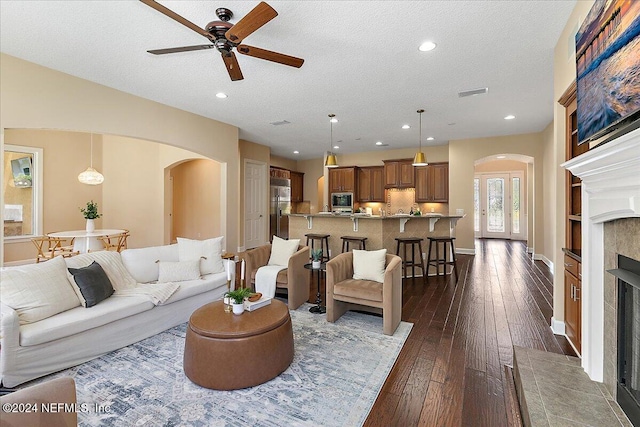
[575,0,640,144]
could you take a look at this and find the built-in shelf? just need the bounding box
[569,215,582,221]
[571,182,582,188]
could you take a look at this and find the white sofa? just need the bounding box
[0,243,234,388]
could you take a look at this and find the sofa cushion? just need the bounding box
[334,278,383,302]
[65,251,137,290]
[20,295,154,347]
[121,244,179,283]
[1,256,80,325]
[67,261,115,307]
[160,272,227,305]
[177,237,224,275]
[158,260,201,283]
[353,249,387,283]
[268,236,300,266]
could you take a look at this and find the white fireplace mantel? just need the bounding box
[562,127,640,381]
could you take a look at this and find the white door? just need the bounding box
[475,172,526,240]
[244,161,266,249]
[481,174,510,239]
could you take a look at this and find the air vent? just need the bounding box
[458,87,488,98]
[270,120,291,126]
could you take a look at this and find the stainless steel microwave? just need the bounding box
[331,192,353,212]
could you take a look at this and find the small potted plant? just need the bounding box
[311,249,323,269]
[225,287,253,315]
[80,200,102,233]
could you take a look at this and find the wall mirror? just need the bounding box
[3,144,43,240]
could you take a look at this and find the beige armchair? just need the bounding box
[326,252,402,335]
[243,244,310,310]
[0,377,77,426]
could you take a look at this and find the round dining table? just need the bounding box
[47,229,127,254]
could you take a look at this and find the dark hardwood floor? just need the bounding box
[338,239,575,427]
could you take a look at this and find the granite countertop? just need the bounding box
[289,213,465,219]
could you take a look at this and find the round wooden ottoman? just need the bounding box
[183,299,294,390]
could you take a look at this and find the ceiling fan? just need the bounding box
[140,0,304,81]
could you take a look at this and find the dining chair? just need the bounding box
[98,230,130,252]
[31,236,79,263]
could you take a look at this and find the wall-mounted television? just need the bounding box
[11,157,32,188]
[575,0,640,145]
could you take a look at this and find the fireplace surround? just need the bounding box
[563,127,640,422]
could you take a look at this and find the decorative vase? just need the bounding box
[232,303,244,315]
[312,260,321,269]
[86,219,95,233]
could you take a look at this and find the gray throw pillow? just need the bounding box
[67,261,115,307]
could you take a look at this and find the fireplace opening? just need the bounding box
[611,254,640,426]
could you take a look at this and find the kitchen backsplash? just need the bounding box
[359,188,447,215]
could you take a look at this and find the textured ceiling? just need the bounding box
[0,1,577,160]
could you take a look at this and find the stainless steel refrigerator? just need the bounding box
[270,178,291,239]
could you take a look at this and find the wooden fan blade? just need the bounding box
[140,0,212,40]
[225,2,277,43]
[148,44,215,55]
[222,52,244,81]
[237,45,304,68]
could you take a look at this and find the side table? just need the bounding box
[304,262,326,314]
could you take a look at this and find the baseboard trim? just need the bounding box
[532,254,554,275]
[551,317,565,335]
[455,247,476,255]
[2,259,35,267]
[527,246,534,254]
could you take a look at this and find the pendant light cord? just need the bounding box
[418,110,423,151]
[90,133,93,168]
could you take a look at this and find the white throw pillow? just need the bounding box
[65,251,137,291]
[177,236,224,275]
[353,249,387,283]
[1,256,80,324]
[157,260,201,283]
[268,236,300,266]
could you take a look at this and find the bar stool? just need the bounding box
[341,236,367,253]
[305,233,330,262]
[426,237,459,280]
[395,237,426,284]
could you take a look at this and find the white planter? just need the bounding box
[86,219,95,233]
[312,260,321,269]
[232,303,244,315]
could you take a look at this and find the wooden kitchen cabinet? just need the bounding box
[564,255,582,354]
[383,159,414,188]
[358,166,385,202]
[415,162,449,203]
[329,167,357,193]
[290,171,304,202]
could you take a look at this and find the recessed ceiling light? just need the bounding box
[497,155,506,159]
[504,115,516,120]
[215,92,227,99]
[426,137,434,141]
[330,117,338,123]
[402,125,411,129]
[333,145,339,149]
[293,150,299,154]
[376,141,383,146]
[418,41,437,52]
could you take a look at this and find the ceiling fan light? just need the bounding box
[325,154,339,168]
[78,167,105,185]
[412,152,428,167]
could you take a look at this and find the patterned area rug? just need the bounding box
[39,304,412,426]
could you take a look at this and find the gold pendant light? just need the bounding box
[324,114,339,168]
[412,109,428,166]
[78,133,105,185]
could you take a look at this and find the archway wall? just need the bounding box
[0,54,239,257]
[449,131,549,261]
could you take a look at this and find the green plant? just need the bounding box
[225,287,253,304]
[311,248,323,262]
[80,200,102,219]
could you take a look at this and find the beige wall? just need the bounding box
[449,133,544,252]
[170,159,221,242]
[551,0,594,324]
[0,54,239,263]
[270,155,298,171]
[541,121,555,262]
[3,129,103,262]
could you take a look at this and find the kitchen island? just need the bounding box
[289,213,465,275]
